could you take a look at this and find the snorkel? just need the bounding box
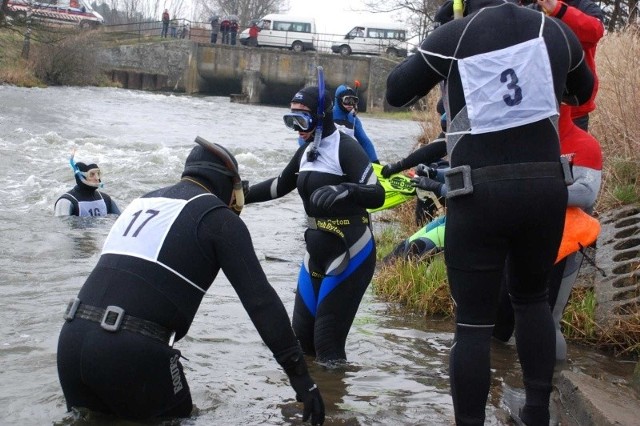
[307,66,325,162]
[194,136,244,215]
[69,148,80,177]
[453,0,464,18]
[353,79,361,115]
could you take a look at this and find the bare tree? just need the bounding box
[361,0,442,41]
[1,0,10,23]
[195,0,288,27]
[363,0,638,37]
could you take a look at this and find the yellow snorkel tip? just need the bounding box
[453,0,464,19]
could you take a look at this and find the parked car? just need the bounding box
[331,22,407,57]
[238,14,316,52]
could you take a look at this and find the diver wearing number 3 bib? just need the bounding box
[386,0,594,425]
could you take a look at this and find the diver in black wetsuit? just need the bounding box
[386,0,594,424]
[56,138,325,425]
[54,161,120,217]
[245,86,385,364]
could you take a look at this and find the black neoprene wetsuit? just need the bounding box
[57,181,306,420]
[386,1,594,424]
[54,185,120,217]
[245,131,385,363]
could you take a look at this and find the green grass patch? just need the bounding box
[373,254,453,317]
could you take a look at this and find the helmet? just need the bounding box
[182,137,244,214]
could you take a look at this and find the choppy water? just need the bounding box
[0,86,634,425]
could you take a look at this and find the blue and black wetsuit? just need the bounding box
[386,1,594,424]
[246,129,384,363]
[332,84,379,163]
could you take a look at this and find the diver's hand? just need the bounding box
[284,354,325,425]
[411,176,444,197]
[310,184,351,210]
[241,180,250,197]
[381,162,401,178]
[289,373,325,425]
[415,164,437,179]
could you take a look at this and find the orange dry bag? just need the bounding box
[556,207,600,264]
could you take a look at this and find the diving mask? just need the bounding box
[340,95,359,107]
[283,111,315,132]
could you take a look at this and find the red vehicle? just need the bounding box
[7,0,105,28]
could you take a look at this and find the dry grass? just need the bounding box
[373,28,640,356]
[589,28,640,210]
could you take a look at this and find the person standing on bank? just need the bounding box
[161,9,170,38]
[244,85,385,364]
[57,138,325,424]
[229,18,239,45]
[210,15,220,44]
[247,20,260,47]
[54,155,120,217]
[385,0,594,424]
[332,84,379,164]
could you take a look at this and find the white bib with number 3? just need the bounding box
[458,35,556,134]
[418,12,557,135]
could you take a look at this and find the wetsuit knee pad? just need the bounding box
[314,313,346,362]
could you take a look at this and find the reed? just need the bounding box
[589,29,640,210]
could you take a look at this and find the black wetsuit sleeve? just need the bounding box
[385,24,458,107]
[245,146,305,204]
[339,136,385,209]
[395,137,447,171]
[103,193,121,214]
[205,208,301,362]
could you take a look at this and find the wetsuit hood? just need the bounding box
[335,84,357,113]
[181,144,237,205]
[74,162,100,191]
[291,86,336,139]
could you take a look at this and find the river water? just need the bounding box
[0,86,634,425]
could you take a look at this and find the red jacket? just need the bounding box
[249,24,259,38]
[550,1,604,119]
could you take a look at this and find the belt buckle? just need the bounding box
[64,298,80,321]
[560,156,574,185]
[444,165,474,199]
[101,306,125,332]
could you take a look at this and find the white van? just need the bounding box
[331,23,408,57]
[239,14,316,52]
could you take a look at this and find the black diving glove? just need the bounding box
[381,162,402,178]
[284,355,325,425]
[241,180,250,197]
[415,164,437,179]
[310,184,351,210]
[411,176,444,197]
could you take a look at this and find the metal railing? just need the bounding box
[100,19,415,56]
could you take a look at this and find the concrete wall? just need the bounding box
[99,41,192,91]
[98,41,404,112]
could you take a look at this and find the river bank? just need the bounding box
[1,22,639,424]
